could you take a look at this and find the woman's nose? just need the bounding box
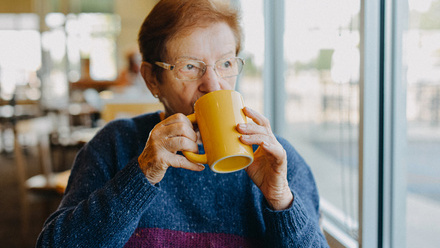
[198,66,221,93]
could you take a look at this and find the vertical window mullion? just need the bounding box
[360,0,407,247]
[382,0,407,247]
[359,0,381,246]
[263,0,285,135]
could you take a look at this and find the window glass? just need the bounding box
[0,14,41,102]
[40,13,69,109]
[284,0,361,238]
[66,13,120,82]
[237,0,264,114]
[406,0,440,246]
[38,13,121,110]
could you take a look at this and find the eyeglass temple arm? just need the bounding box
[155,62,175,70]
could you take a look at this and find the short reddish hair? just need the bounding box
[138,0,243,76]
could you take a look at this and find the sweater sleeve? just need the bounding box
[36,133,160,247]
[262,137,329,248]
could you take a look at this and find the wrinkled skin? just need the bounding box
[138,22,293,210]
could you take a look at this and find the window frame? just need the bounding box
[260,0,408,247]
[263,0,285,134]
[380,0,407,247]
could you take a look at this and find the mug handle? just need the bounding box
[182,113,208,164]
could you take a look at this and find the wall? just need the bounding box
[114,0,158,68]
[0,0,33,13]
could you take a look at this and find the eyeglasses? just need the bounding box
[155,57,245,81]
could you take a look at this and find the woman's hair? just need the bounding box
[138,0,243,78]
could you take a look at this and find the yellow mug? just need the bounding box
[182,90,254,173]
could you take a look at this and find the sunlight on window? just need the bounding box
[408,0,435,12]
[0,30,41,71]
[330,44,360,84]
[90,37,118,80]
[284,0,361,239]
[237,0,264,114]
[42,29,67,62]
[0,28,41,101]
[405,0,440,247]
[66,13,120,81]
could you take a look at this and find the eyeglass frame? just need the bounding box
[154,57,245,81]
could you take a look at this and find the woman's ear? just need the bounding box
[140,61,160,96]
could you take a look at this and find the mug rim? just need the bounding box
[195,90,239,106]
[210,154,253,173]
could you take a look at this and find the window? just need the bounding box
[283,0,361,241]
[0,14,41,102]
[236,0,265,114]
[405,0,440,246]
[241,0,440,247]
[39,12,120,110]
[65,13,120,81]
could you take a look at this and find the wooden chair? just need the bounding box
[101,102,163,123]
[13,116,69,237]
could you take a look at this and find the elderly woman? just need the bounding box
[37,0,328,247]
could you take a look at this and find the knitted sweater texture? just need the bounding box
[37,112,329,247]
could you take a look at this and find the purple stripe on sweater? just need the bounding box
[124,228,262,248]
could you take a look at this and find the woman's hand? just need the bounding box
[237,107,293,210]
[138,113,205,185]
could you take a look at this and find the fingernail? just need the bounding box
[239,123,246,129]
[241,135,249,139]
[197,163,205,170]
[262,141,270,148]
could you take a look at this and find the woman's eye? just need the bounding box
[185,64,195,70]
[222,61,232,68]
[218,60,235,70]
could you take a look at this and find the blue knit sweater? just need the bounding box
[37,112,329,247]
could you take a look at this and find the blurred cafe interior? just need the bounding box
[1,0,440,247]
[0,0,162,247]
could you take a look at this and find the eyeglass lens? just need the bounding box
[174,58,243,81]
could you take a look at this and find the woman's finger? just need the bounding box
[141,150,204,185]
[240,134,285,163]
[163,136,199,153]
[242,107,271,127]
[160,113,193,127]
[240,133,274,147]
[149,113,197,143]
[159,122,198,142]
[236,122,268,135]
[168,154,205,171]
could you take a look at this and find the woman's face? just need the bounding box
[153,22,238,116]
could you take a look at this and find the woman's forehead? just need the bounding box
[165,22,236,61]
